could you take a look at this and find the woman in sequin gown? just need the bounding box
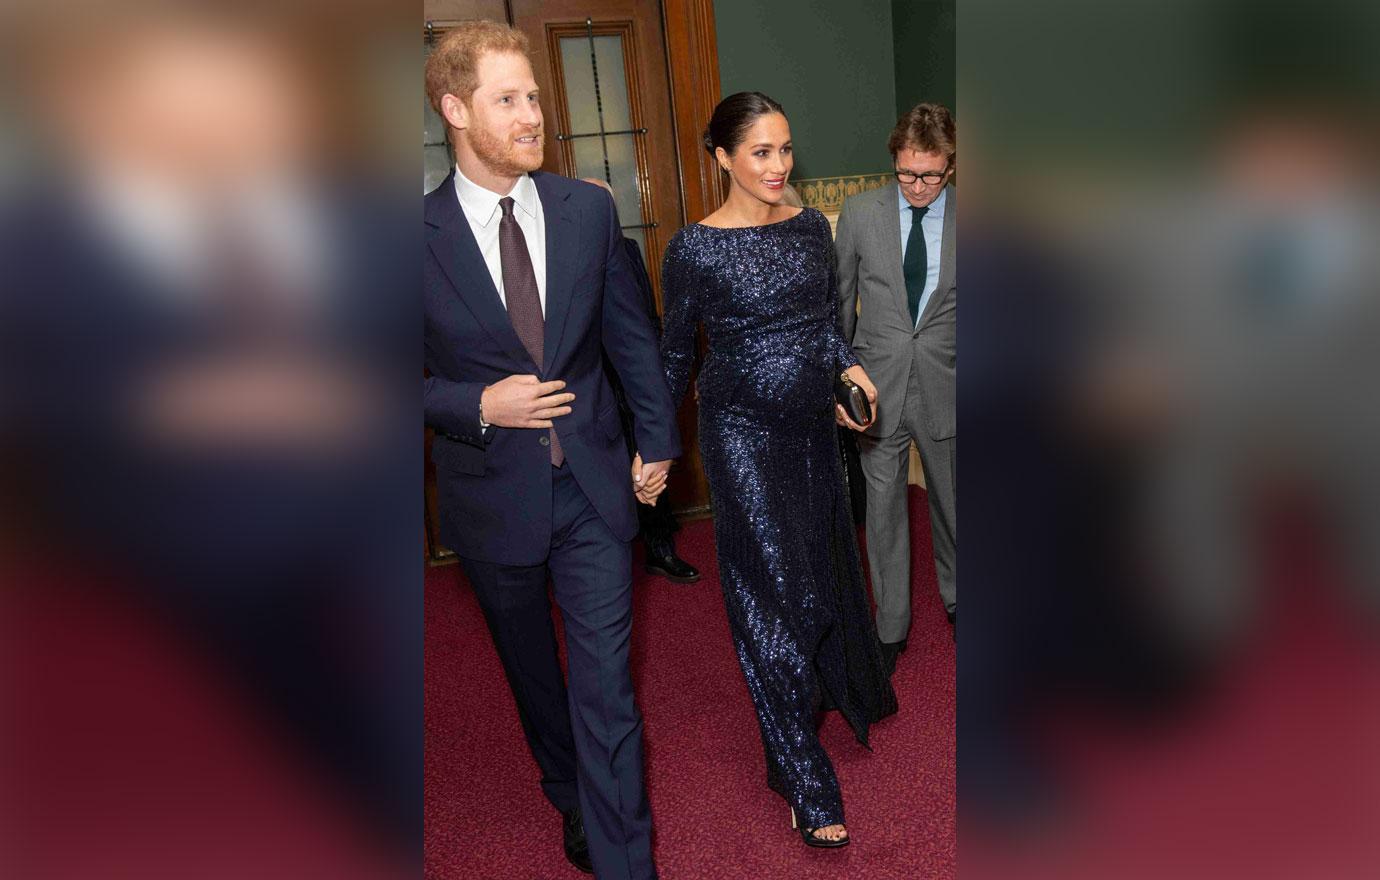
[659,93,897,845]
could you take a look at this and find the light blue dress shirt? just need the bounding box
[899,184,946,325]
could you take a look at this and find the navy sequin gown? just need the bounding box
[660,208,898,829]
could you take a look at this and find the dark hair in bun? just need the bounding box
[702,91,785,158]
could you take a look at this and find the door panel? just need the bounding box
[510,0,706,516]
[509,1,681,314]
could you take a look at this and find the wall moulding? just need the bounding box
[793,173,894,213]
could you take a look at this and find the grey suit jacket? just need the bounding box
[835,183,955,440]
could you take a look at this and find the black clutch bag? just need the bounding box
[835,371,873,426]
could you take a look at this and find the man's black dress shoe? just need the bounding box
[880,639,907,675]
[562,808,593,874]
[644,544,701,583]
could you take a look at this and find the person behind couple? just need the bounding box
[658,91,899,847]
[835,103,957,665]
[422,20,679,879]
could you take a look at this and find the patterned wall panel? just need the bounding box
[793,173,893,213]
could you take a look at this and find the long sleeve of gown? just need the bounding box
[659,234,700,409]
[824,218,860,374]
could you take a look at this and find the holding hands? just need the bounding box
[479,375,670,505]
[631,453,672,505]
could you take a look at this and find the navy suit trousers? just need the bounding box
[460,466,654,880]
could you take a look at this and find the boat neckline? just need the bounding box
[691,207,809,230]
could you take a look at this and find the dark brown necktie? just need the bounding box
[498,196,563,466]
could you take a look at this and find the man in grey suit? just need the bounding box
[836,103,956,668]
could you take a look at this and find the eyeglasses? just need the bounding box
[895,165,951,186]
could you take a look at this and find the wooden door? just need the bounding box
[509,0,678,308]
[506,0,708,517]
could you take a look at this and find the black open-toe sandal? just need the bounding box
[790,807,851,849]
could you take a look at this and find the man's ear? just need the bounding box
[440,93,469,132]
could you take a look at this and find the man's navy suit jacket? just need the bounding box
[424,170,681,566]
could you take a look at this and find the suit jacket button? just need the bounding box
[539,436,550,446]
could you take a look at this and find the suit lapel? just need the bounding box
[425,173,536,370]
[917,184,956,328]
[873,186,912,324]
[536,172,577,376]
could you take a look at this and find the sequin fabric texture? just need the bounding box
[660,208,898,830]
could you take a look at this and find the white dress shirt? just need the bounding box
[453,165,547,315]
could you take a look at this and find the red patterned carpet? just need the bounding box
[425,487,956,879]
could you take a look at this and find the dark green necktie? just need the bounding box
[904,205,929,326]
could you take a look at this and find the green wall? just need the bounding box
[713,0,898,180]
[713,0,956,180]
[893,0,955,118]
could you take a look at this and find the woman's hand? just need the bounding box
[631,452,671,505]
[835,364,878,432]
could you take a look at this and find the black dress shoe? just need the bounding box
[643,545,701,583]
[562,808,593,874]
[879,639,907,675]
